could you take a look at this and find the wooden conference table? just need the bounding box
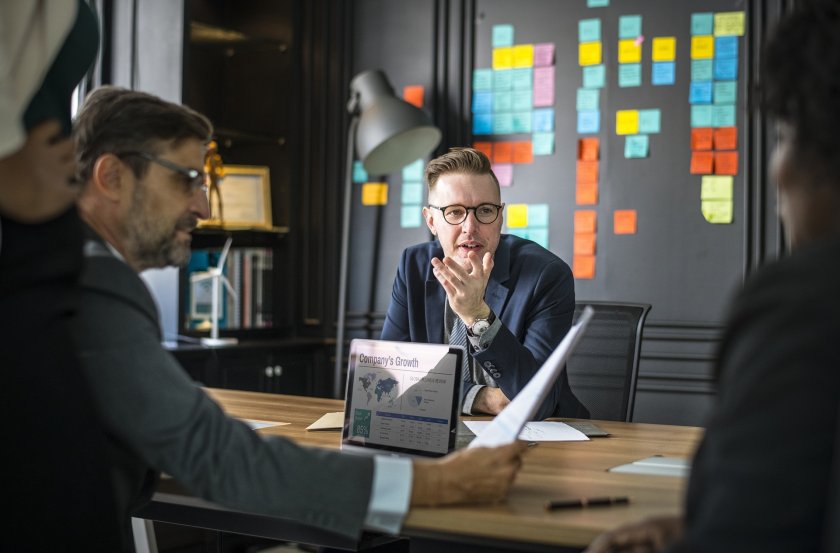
[136,389,703,552]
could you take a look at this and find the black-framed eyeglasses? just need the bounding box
[119,151,207,194]
[428,203,503,225]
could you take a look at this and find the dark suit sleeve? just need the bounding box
[381,249,411,341]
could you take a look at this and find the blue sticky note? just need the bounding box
[532,132,554,156]
[401,159,424,182]
[473,69,493,91]
[691,59,713,81]
[714,57,738,80]
[492,24,514,48]
[689,81,713,104]
[493,112,514,134]
[507,228,529,240]
[472,91,492,113]
[511,68,533,90]
[691,13,714,35]
[651,62,676,86]
[528,204,550,227]
[715,36,738,59]
[528,228,549,248]
[352,161,368,183]
[473,113,492,135]
[576,88,600,111]
[400,205,422,228]
[587,0,609,7]
[577,110,600,134]
[493,91,513,112]
[638,109,661,134]
[493,70,513,90]
[624,134,649,158]
[712,104,736,127]
[512,90,532,111]
[691,105,713,127]
[512,111,533,133]
[618,63,642,87]
[619,15,642,39]
[582,64,606,89]
[579,19,601,43]
[401,182,424,204]
[532,108,554,132]
[714,81,737,104]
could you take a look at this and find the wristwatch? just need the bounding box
[467,310,497,337]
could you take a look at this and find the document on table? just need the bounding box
[609,455,690,477]
[306,411,344,431]
[464,420,589,442]
[468,307,595,448]
[242,419,290,430]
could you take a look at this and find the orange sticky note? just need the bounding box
[573,255,596,279]
[691,128,714,151]
[493,141,513,163]
[576,181,599,205]
[690,151,714,174]
[403,85,424,108]
[573,232,596,255]
[614,210,638,234]
[574,210,597,234]
[714,151,739,175]
[513,141,533,164]
[473,142,493,159]
[361,183,388,206]
[576,160,599,185]
[714,127,738,150]
[578,138,600,161]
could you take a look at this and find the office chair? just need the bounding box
[565,301,651,422]
[825,408,840,553]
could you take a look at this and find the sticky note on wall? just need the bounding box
[403,85,424,108]
[507,204,528,228]
[574,210,597,234]
[361,183,388,206]
[651,37,676,61]
[614,210,638,234]
[573,255,596,279]
[579,42,603,66]
[616,110,640,135]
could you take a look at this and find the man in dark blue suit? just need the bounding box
[381,148,587,420]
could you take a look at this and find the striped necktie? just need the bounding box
[450,317,472,383]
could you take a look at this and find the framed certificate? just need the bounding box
[201,165,273,230]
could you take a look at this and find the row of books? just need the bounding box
[184,247,274,330]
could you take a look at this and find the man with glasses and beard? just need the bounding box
[381,148,587,420]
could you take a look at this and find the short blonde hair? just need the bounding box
[424,147,500,193]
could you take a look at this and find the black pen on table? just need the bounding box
[544,496,630,510]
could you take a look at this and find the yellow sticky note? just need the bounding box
[652,37,676,62]
[579,41,602,66]
[507,204,528,228]
[618,39,642,64]
[701,175,733,200]
[513,44,534,68]
[691,36,714,59]
[714,11,745,36]
[493,47,513,70]
[361,183,388,206]
[701,200,733,224]
[615,110,639,135]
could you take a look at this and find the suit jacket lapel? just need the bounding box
[485,236,511,316]
[425,279,446,343]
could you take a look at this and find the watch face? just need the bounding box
[472,319,491,335]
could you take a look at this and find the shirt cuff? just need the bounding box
[462,384,485,415]
[363,455,413,534]
[466,315,502,351]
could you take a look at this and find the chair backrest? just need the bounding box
[565,301,651,422]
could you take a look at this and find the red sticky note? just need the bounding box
[573,255,596,279]
[691,128,713,151]
[690,151,714,174]
[576,181,599,205]
[473,142,493,160]
[576,160,599,185]
[714,127,738,150]
[573,232,596,255]
[574,210,597,234]
[493,141,513,163]
[714,151,739,175]
[578,138,600,161]
[614,210,638,234]
[513,141,533,164]
[403,85,424,108]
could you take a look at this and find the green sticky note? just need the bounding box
[400,205,422,228]
[587,0,609,6]
[493,91,513,112]
[492,24,514,47]
[528,203,550,227]
[714,81,737,104]
[701,200,733,224]
[579,19,601,43]
[691,13,714,36]
[624,134,649,158]
[691,105,713,127]
[691,59,713,81]
[401,182,424,204]
[493,69,513,90]
[619,15,642,39]
[582,64,606,89]
[493,113,514,134]
[532,132,554,155]
[618,63,642,87]
[512,111,533,133]
[712,104,736,127]
[511,68,533,90]
[352,161,368,183]
[638,109,661,134]
[701,175,733,200]
[528,228,549,248]
[576,88,600,111]
[401,159,424,182]
[513,90,532,111]
[473,69,493,91]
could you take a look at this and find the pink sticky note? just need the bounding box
[492,163,514,187]
[533,67,555,107]
[533,43,555,67]
[634,35,645,46]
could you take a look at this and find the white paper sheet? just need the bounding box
[464,420,590,442]
[242,419,289,430]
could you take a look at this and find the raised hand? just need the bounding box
[431,250,494,324]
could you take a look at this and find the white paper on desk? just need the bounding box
[464,421,589,442]
[306,411,344,431]
[242,419,290,430]
[468,306,594,448]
